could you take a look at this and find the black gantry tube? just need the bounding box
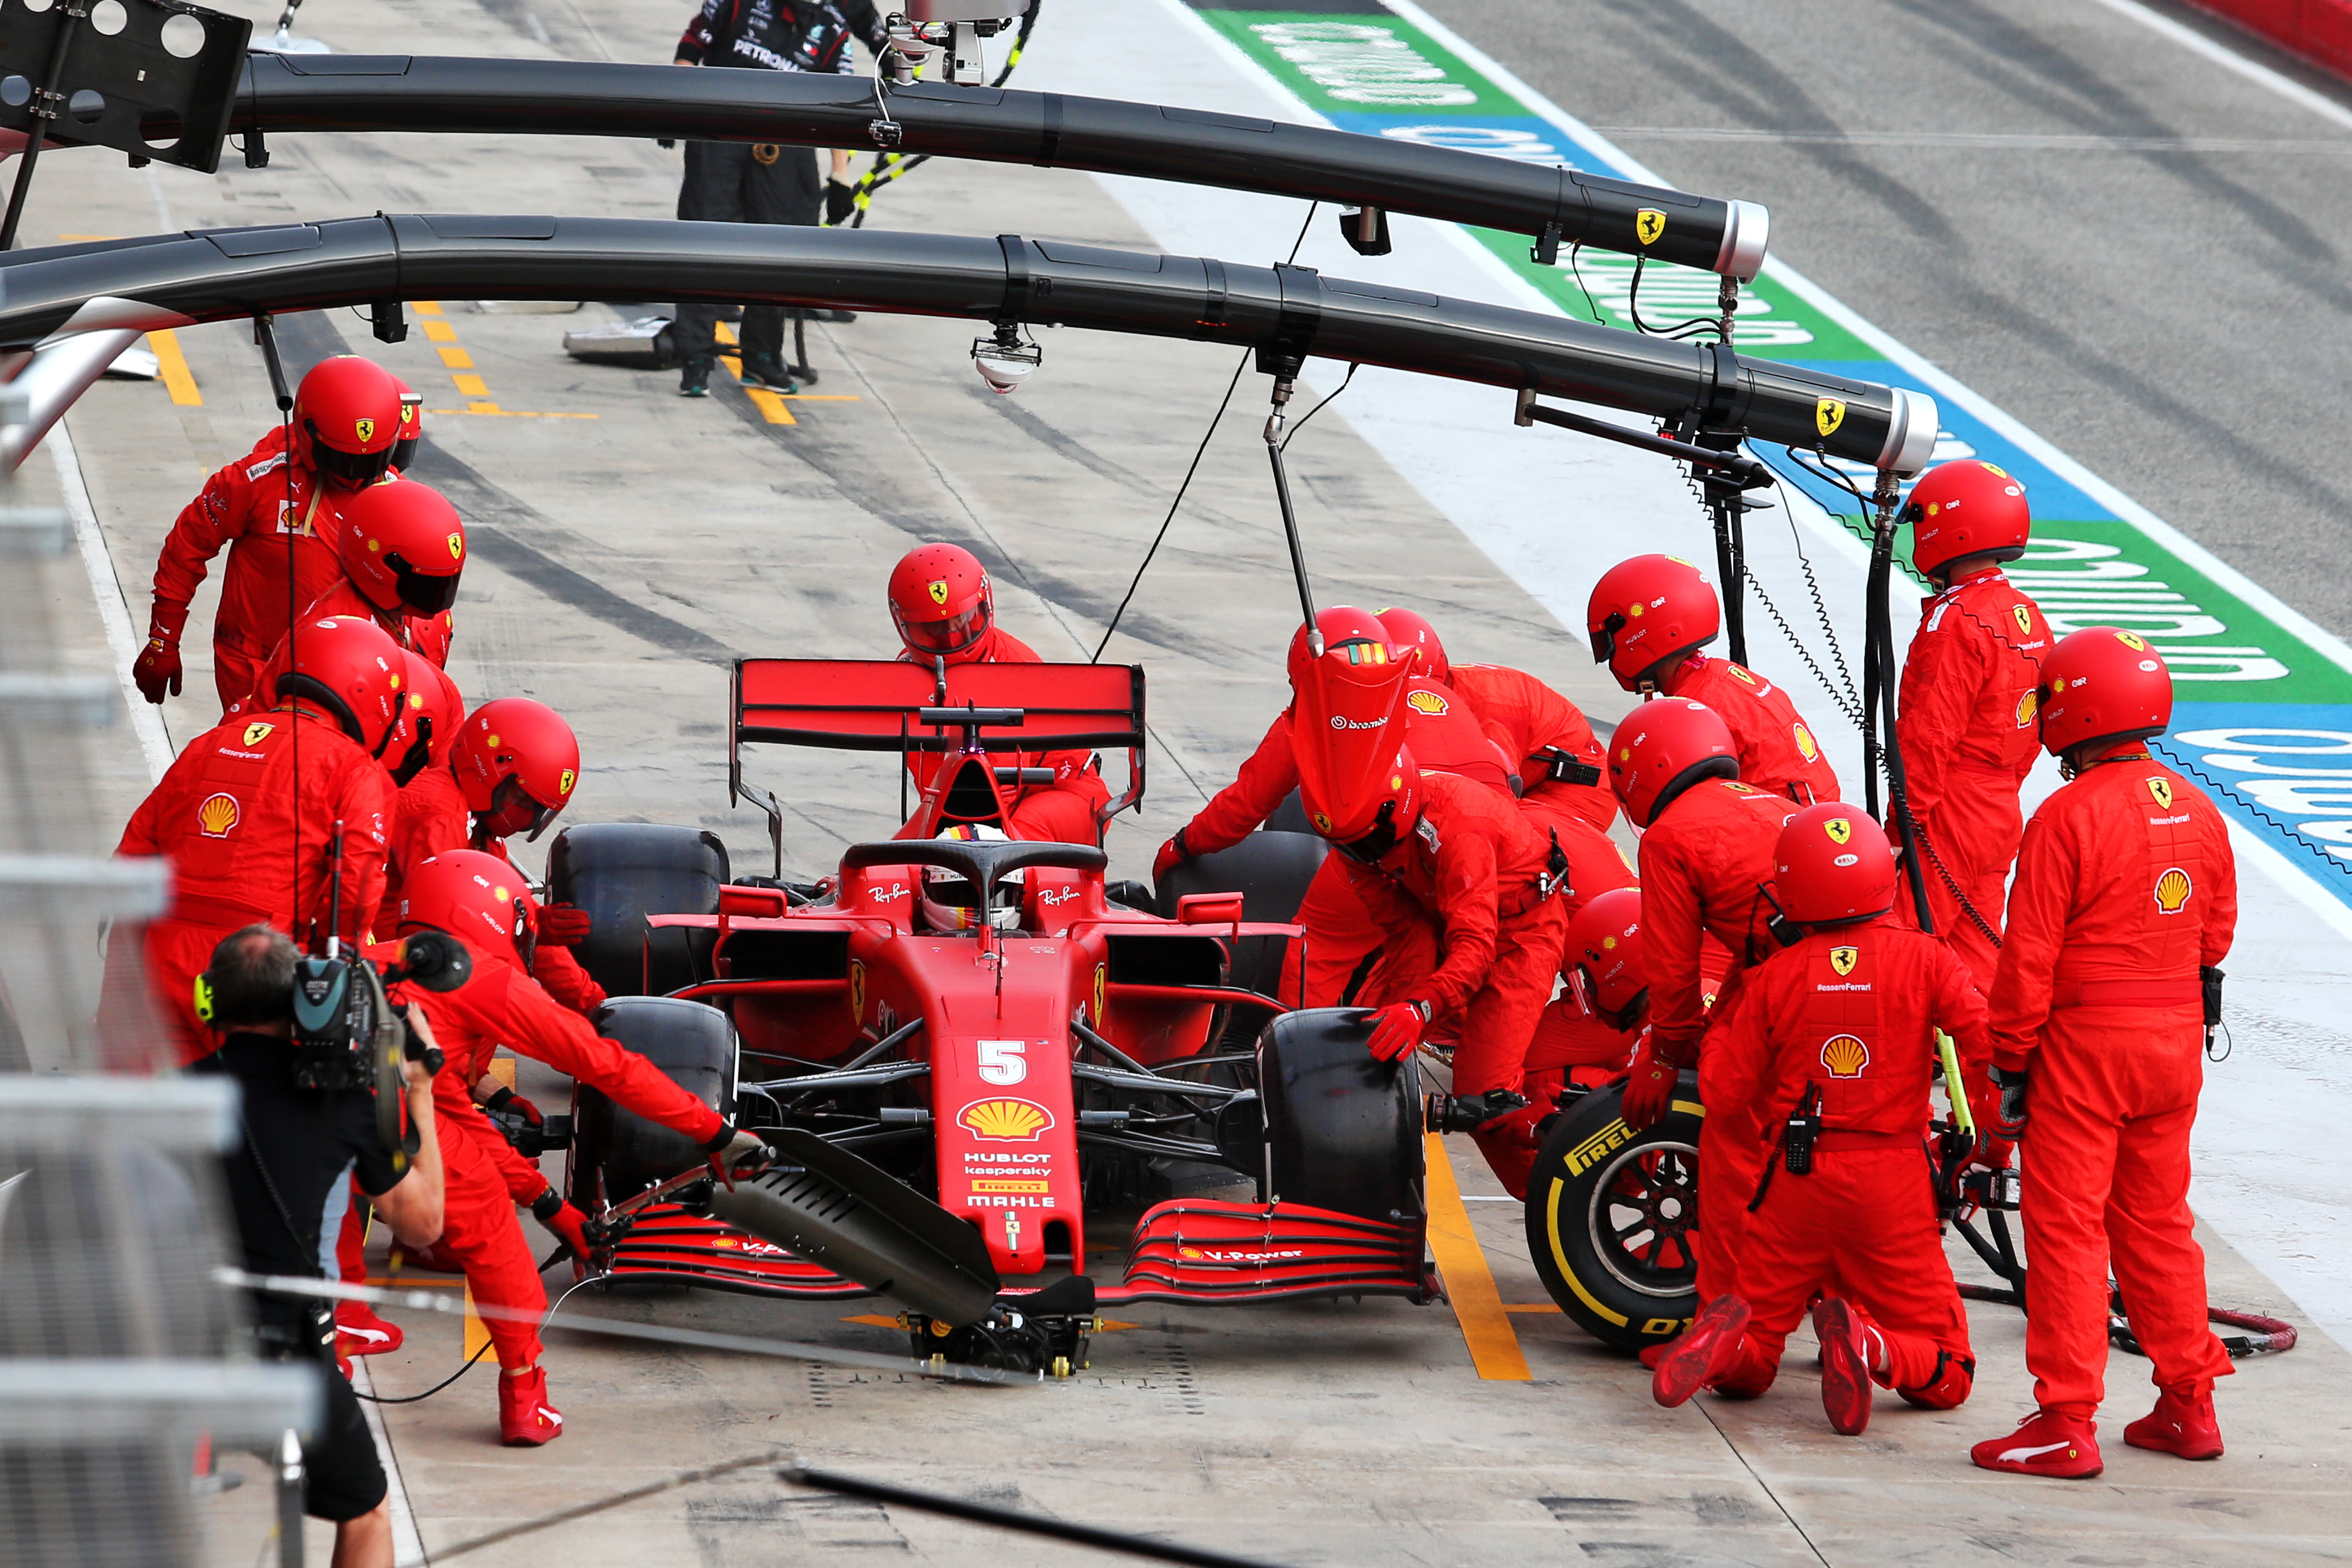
[0,217,1934,469]
[220,54,1770,278]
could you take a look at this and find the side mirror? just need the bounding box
[719,885,790,920]
[1176,892,1245,926]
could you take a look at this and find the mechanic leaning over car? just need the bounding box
[1970,631,2237,1480]
[1892,460,2051,990]
[378,851,768,1447]
[1609,697,1800,1308]
[107,616,406,1063]
[1155,606,1519,1009]
[1587,554,1839,805]
[190,924,445,1568]
[1654,805,1992,1436]
[671,0,889,397]
[134,355,406,710]
[887,543,1111,843]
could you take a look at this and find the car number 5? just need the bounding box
[977,1039,1028,1086]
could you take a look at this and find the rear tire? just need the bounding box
[1156,829,1328,999]
[546,823,730,997]
[1257,1007,1422,1225]
[568,995,738,1205]
[1523,1077,1704,1350]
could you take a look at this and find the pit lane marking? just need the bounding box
[410,300,598,419]
[713,320,796,425]
[146,330,201,405]
[1422,1133,1532,1381]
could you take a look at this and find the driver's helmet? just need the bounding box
[919,823,1027,933]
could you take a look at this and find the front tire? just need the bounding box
[1257,1007,1422,1225]
[1523,1077,1704,1350]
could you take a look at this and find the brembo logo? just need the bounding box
[1330,715,1386,730]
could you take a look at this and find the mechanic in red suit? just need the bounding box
[1893,460,2051,989]
[134,357,406,710]
[110,616,406,1063]
[1970,631,2237,1480]
[383,851,767,1446]
[1377,606,1616,835]
[1154,607,1517,1008]
[1655,804,1991,1434]
[241,480,465,708]
[887,543,1108,843]
[1587,554,1838,805]
[1609,697,1801,1304]
[1524,886,1649,1106]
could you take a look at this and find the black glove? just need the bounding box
[825,178,857,226]
[1427,1089,1529,1134]
[1988,1064,2029,1142]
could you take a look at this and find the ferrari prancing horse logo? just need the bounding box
[2148,777,2173,810]
[354,417,375,445]
[1823,817,1853,846]
[1635,208,1666,246]
[1829,946,1858,977]
[243,722,274,746]
[1816,398,1846,438]
[927,579,950,605]
[2012,604,2034,637]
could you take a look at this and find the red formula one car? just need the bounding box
[549,657,1433,1372]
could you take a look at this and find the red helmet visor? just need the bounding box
[898,603,989,656]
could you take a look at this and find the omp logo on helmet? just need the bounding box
[2116,630,2149,651]
[2147,777,2173,810]
[1405,690,1449,716]
[1820,1033,1870,1077]
[242,722,274,746]
[354,417,375,444]
[1816,397,1846,437]
[2012,605,2034,637]
[927,579,949,605]
[196,793,240,837]
[1794,723,1819,761]
[558,768,576,796]
[1564,1116,1638,1176]
[1635,207,1666,245]
[2154,867,2193,915]
[2015,689,2038,728]
[446,532,464,562]
[1829,946,1858,977]
[1823,816,1853,846]
[959,1098,1054,1142]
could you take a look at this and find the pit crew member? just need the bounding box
[242,480,465,702]
[1654,805,1990,1434]
[1970,631,2236,1480]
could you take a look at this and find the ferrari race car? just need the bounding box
[548,657,1436,1372]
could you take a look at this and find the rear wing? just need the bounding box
[730,657,1146,872]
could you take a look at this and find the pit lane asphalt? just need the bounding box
[22,0,2352,1561]
[1415,0,2352,640]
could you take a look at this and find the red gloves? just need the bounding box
[531,1188,592,1257]
[537,904,592,947]
[1619,1038,1679,1130]
[1363,1000,1430,1063]
[484,1086,544,1128]
[1152,830,1191,885]
[133,602,187,704]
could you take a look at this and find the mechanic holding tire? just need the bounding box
[1970,630,2238,1479]
[1652,804,1992,1434]
[133,356,407,712]
[670,0,890,398]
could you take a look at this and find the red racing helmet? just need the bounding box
[1285,606,1396,689]
[397,848,529,965]
[1903,460,2030,581]
[335,480,466,617]
[291,356,403,491]
[1587,555,1720,692]
[1289,608,1411,845]
[1375,606,1450,685]
[390,377,423,474]
[1770,803,1895,927]
[888,542,993,661]
[274,614,407,758]
[1608,696,1738,828]
[1565,886,1646,1031]
[2036,627,2173,759]
[1306,745,1423,865]
[450,697,580,842]
[389,650,462,788]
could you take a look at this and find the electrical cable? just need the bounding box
[1622,254,1722,340]
[844,5,1041,230]
[351,1271,596,1404]
[1089,201,1320,662]
[1277,361,1357,452]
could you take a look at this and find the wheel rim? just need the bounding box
[1585,1137,1700,1299]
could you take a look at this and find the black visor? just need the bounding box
[1336,799,1402,865]
[1588,610,1626,665]
[386,551,462,616]
[308,422,393,488]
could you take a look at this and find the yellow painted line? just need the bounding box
[743,386,798,425]
[452,374,491,398]
[461,1283,492,1361]
[1422,1132,1531,1381]
[436,346,474,370]
[772,394,861,401]
[146,329,201,405]
[715,321,739,345]
[485,1056,515,1089]
[424,407,598,420]
[412,300,445,315]
[421,319,458,343]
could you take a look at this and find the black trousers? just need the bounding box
[675,140,823,364]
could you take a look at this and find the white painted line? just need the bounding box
[348,1357,429,1566]
[2084,0,2352,135]
[44,417,173,782]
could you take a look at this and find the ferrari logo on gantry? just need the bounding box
[1635,207,1666,246]
[1816,398,1846,437]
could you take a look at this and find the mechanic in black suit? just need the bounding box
[671,0,890,397]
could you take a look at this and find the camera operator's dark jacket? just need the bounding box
[676,0,887,74]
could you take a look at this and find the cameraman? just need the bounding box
[191,926,444,1568]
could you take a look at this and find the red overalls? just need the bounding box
[900,625,1108,843]
[1661,653,1839,806]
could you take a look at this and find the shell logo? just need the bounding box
[1405,690,1448,716]
[196,793,240,837]
[1820,1033,1870,1078]
[1627,601,1645,618]
[958,1098,1054,1142]
[1793,722,1819,761]
[1178,1246,1204,1260]
[2014,689,2038,729]
[1601,935,1618,951]
[2153,867,2193,915]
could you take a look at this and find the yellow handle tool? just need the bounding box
[1938,1029,1975,1137]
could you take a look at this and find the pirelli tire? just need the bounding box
[1524,1074,1704,1351]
